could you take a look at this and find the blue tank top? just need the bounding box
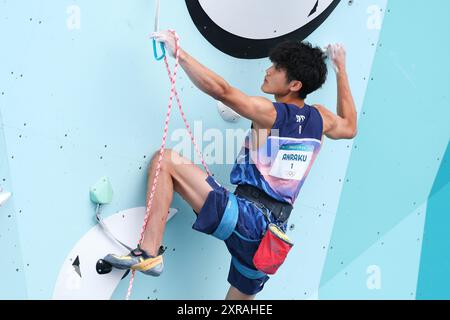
[230,102,323,205]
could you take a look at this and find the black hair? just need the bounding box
[268,40,327,99]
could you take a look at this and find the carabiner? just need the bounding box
[153,38,166,61]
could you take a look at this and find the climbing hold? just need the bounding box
[96,259,113,275]
[90,177,113,205]
[0,192,12,206]
[217,101,241,123]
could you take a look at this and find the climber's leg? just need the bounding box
[140,149,213,256]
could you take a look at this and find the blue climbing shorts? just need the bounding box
[192,175,286,296]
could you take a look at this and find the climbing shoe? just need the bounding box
[103,245,165,276]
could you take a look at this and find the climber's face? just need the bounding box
[261,64,302,98]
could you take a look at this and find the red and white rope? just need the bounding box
[126,30,211,300]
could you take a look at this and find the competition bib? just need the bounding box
[269,144,314,180]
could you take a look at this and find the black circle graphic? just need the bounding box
[185,0,341,59]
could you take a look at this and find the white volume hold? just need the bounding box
[53,206,178,300]
[0,192,12,206]
[217,101,241,123]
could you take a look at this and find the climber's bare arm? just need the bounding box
[315,44,357,140]
[179,49,276,128]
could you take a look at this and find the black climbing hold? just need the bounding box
[158,245,167,255]
[121,269,131,280]
[309,0,319,16]
[72,256,81,278]
[96,259,113,275]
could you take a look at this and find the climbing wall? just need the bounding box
[0,109,27,299]
[319,0,450,299]
[0,0,448,300]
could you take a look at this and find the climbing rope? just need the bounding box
[125,30,211,300]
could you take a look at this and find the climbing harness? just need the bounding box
[234,184,293,224]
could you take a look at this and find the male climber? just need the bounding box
[104,30,357,300]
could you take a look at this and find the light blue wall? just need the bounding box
[416,142,450,299]
[320,0,450,299]
[0,111,27,299]
[0,0,448,300]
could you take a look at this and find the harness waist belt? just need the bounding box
[234,184,293,223]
